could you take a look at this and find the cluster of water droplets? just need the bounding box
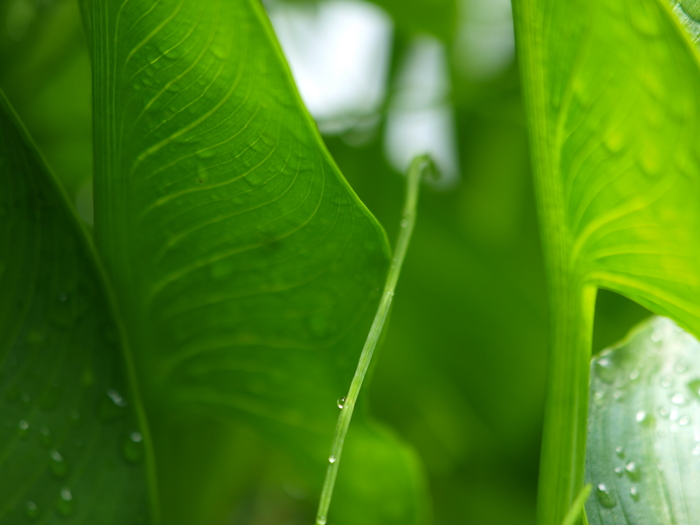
[589,317,700,515]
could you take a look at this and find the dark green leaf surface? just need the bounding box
[586,316,700,524]
[80,0,426,522]
[0,93,151,522]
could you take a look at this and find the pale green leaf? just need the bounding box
[0,92,151,523]
[514,0,700,522]
[586,316,700,524]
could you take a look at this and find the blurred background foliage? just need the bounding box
[0,0,653,523]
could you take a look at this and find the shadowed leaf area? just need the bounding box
[76,0,430,522]
[0,93,150,523]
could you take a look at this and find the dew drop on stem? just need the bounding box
[336,397,346,409]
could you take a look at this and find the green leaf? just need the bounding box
[586,316,700,524]
[514,0,700,522]
[80,0,427,522]
[0,92,152,522]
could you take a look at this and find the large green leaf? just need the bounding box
[79,0,427,522]
[513,0,700,522]
[0,93,151,522]
[586,316,700,524]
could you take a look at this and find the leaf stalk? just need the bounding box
[314,155,432,525]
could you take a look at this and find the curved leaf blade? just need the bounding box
[0,92,151,523]
[586,316,700,524]
[87,0,389,434]
[522,0,700,332]
[82,0,427,522]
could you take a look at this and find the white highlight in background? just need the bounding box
[384,37,460,189]
[267,0,393,133]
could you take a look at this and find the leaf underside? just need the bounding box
[586,316,700,524]
[79,0,428,522]
[530,0,700,330]
[0,93,149,523]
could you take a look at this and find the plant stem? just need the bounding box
[314,155,431,525]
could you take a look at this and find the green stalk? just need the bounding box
[512,1,597,522]
[314,155,432,525]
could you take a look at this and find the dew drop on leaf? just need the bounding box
[614,445,624,458]
[122,431,144,464]
[337,397,346,409]
[56,487,74,517]
[671,393,686,405]
[49,449,68,478]
[25,501,38,520]
[594,357,616,384]
[595,483,617,509]
[630,486,640,501]
[317,517,327,525]
[328,455,337,464]
[40,426,51,447]
[98,389,128,422]
[624,461,641,482]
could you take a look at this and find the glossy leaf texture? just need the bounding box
[517,0,700,334]
[586,316,700,524]
[0,93,151,523]
[80,0,427,522]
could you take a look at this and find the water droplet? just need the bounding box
[636,411,647,423]
[56,487,74,517]
[661,376,672,388]
[98,389,128,422]
[18,419,28,431]
[636,411,655,427]
[675,360,689,373]
[337,397,346,409]
[629,369,640,381]
[630,486,640,501]
[594,357,617,384]
[679,416,691,426]
[614,466,624,477]
[671,393,686,405]
[328,455,337,464]
[625,461,641,481]
[613,390,624,402]
[317,517,327,525]
[687,379,700,399]
[595,484,617,509]
[615,446,624,458]
[122,432,144,464]
[659,407,670,418]
[25,500,38,520]
[40,426,51,447]
[49,449,68,478]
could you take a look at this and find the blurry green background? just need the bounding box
[0,0,652,523]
